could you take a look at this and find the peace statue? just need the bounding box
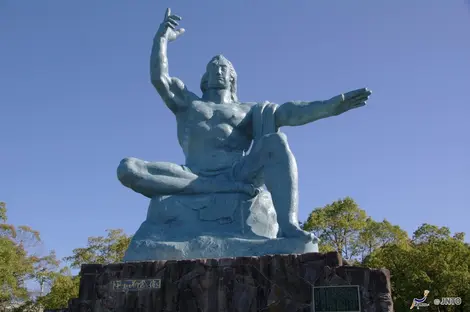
[118,8,371,261]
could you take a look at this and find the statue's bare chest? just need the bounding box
[185,101,250,128]
[175,100,253,152]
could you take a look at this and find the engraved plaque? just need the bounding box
[111,278,161,291]
[312,285,361,312]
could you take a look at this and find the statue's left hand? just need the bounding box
[329,88,372,116]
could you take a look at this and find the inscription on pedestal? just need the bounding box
[111,279,161,291]
[312,285,361,312]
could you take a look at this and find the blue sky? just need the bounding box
[1,1,469,262]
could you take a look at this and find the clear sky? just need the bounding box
[1,1,469,262]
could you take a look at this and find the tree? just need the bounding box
[36,268,79,310]
[302,197,368,261]
[33,229,132,309]
[365,224,470,312]
[358,218,408,260]
[302,197,409,264]
[0,202,6,223]
[0,202,62,311]
[0,235,31,309]
[31,251,60,297]
[0,202,39,309]
[64,229,132,269]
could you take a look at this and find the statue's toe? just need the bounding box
[309,233,320,244]
[240,183,261,197]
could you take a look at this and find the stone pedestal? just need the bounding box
[64,252,392,312]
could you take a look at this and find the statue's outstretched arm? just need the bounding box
[150,9,197,113]
[275,88,371,127]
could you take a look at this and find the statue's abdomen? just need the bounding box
[176,120,250,171]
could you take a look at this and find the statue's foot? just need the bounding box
[278,222,318,243]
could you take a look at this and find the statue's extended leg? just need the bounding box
[117,158,255,198]
[234,132,313,240]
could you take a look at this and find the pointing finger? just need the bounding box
[165,8,171,19]
[351,92,370,100]
[346,88,370,98]
[347,96,369,106]
[353,87,369,94]
[355,101,367,108]
[349,102,366,110]
[346,90,371,102]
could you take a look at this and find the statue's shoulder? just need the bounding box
[241,102,258,106]
[239,102,278,114]
[238,102,263,110]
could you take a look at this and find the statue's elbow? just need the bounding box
[151,76,173,96]
[150,76,164,89]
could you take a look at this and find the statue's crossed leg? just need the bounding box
[118,132,313,240]
[117,158,257,198]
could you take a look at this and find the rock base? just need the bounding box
[64,252,393,312]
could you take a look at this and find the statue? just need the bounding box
[118,8,371,261]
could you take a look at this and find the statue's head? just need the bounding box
[200,55,238,102]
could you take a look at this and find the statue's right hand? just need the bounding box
[156,8,185,42]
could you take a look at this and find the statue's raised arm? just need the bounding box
[151,8,195,113]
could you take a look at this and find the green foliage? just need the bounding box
[0,202,6,223]
[0,236,31,306]
[303,197,409,263]
[64,229,132,269]
[0,203,41,309]
[31,251,60,295]
[0,202,62,311]
[37,269,79,310]
[35,229,131,308]
[364,224,470,311]
[303,197,368,260]
[0,203,133,310]
[358,218,409,259]
[10,301,42,312]
[303,198,470,311]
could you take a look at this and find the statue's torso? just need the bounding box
[175,100,254,173]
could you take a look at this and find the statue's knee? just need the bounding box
[262,132,287,144]
[262,133,289,157]
[117,157,140,183]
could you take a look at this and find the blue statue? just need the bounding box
[118,8,371,261]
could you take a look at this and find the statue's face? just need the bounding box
[207,58,232,90]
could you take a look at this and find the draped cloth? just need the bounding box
[252,101,280,144]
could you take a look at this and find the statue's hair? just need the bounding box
[200,55,238,102]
